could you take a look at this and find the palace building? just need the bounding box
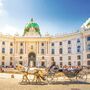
[0,18,90,68]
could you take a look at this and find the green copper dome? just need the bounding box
[23,18,41,36]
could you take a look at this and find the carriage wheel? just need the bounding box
[76,71,87,82]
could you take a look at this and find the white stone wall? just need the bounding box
[0,29,90,67]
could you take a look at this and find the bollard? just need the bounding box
[11,74,14,78]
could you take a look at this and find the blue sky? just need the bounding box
[0,0,90,35]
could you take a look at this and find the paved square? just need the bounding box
[0,78,90,90]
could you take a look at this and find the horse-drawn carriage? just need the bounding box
[46,66,87,83]
[16,65,88,85]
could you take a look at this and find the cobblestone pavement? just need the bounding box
[0,76,90,90]
[0,73,90,90]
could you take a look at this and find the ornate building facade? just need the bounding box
[0,18,90,68]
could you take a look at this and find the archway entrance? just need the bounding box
[28,52,36,67]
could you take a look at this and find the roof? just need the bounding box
[23,18,41,36]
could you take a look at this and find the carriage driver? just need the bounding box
[48,59,57,72]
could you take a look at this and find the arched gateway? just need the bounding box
[28,52,36,67]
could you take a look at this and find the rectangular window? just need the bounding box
[10,57,13,61]
[51,57,54,60]
[20,56,22,59]
[87,36,90,41]
[41,49,45,54]
[51,42,54,46]
[77,55,81,60]
[60,62,63,66]
[2,62,4,66]
[20,42,23,46]
[77,46,81,53]
[51,49,55,54]
[68,62,71,66]
[2,56,5,60]
[77,39,80,43]
[2,48,5,53]
[87,44,90,51]
[59,48,63,54]
[10,42,13,46]
[60,62,63,68]
[41,43,44,46]
[41,61,45,67]
[10,62,13,66]
[2,41,5,45]
[68,47,71,53]
[19,61,23,65]
[77,49,80,53]
[87,61,90,65]
[20,49,23,54]
[77,61,81,66]
[60,57,62,61]
[87,54,90,59]
[68,40,71,44]
[59,42,62,45]
[10,48,13,54]
[68,56,71,60]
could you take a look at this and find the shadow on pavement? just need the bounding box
[19,81,90,85]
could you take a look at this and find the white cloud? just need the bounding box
[0,0,7,16]
[0,0,3,7]
[0,24,21,35]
